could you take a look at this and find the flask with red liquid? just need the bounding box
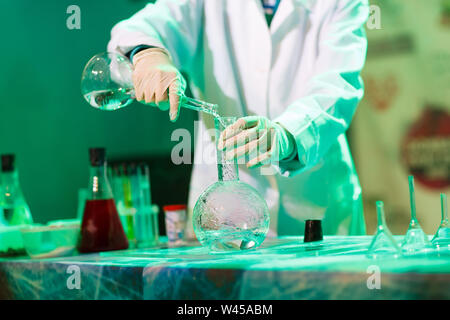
[78,148,128,253]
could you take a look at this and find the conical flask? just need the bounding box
[401,175,432,255]
[367,201,401,258]
[192,117,270,251]
[0,154,33,226]
[78,148,129,253]
[432,193,450,250]
[80,52,219,116]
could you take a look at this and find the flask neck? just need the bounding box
[1,170,26,204]
[88,164,114,200]
[215,116,239,182]
[216,155,239,182]
[1,170,21,188]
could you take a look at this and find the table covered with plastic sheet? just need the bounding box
[0,236,449,300]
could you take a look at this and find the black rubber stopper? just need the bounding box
[304,220,323,242]
[1,154,15,172]
[89,148,106,166]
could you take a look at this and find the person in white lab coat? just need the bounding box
[108,0,369,236]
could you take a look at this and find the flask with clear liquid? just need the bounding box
[192,117,270,252]
[0,154,33,226]
[78,148,129,253]
[81,52,219,117]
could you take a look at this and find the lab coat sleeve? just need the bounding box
[274,0,369,177]
[107,0,204,71]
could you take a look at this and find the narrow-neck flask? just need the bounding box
[0,154,33,226]
[78,148,129,253]
[192,117,270,251]
[81,52,219,116]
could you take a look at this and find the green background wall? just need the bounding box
[0,0,195,223]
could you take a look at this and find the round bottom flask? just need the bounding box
[193,117,270,252]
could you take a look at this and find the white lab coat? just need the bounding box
[108,0,369,236]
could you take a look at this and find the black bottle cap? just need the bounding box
[304,220,323,243]
[89,148,106,166]
[1,154,15,172]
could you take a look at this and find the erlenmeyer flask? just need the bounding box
[192,117,270,251]
[432,193,450,250]
[78,148,129,253]
[367,201,401,258]
[81,52,219,116]
[0,154,33,226]
[401,176,432,255]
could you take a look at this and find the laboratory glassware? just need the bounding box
[367,201,401,258]
[134,163,159,247]
[401,175,432,255]
[0,154,33,226]
[78,148,129,253]
[81,52,219,116]
[110,162,159,248]
[193,117,270,251]
[76,188,88,220]
[120,163,136,246]
[432,193,450,250]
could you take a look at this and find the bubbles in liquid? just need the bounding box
[193,181,270,252]
[84,88,134,111]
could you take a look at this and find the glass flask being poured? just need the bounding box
[78,148,129,253]
[367,201,401,258]
[432,193,450,250]
[0,154,33,226]
[80,52,219,117]
[401,175,432,255]
[193,117,270,252]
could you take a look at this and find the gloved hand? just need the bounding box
[132,47,186,121]
[217,116,297,169]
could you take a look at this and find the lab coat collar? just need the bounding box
[270,0,312,36]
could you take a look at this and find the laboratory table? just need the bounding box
[0,236,449,300]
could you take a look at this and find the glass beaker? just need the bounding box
[192,117,270,252]
[0,154,33,226]
[81,52,219,116]
[78,148,129,253]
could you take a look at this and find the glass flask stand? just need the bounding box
[367,201,401,258]
[401,176,431,255]
[78,148,129,253]
[432,193,450,250]
[193,117,270,252]
[81,52,219,116]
